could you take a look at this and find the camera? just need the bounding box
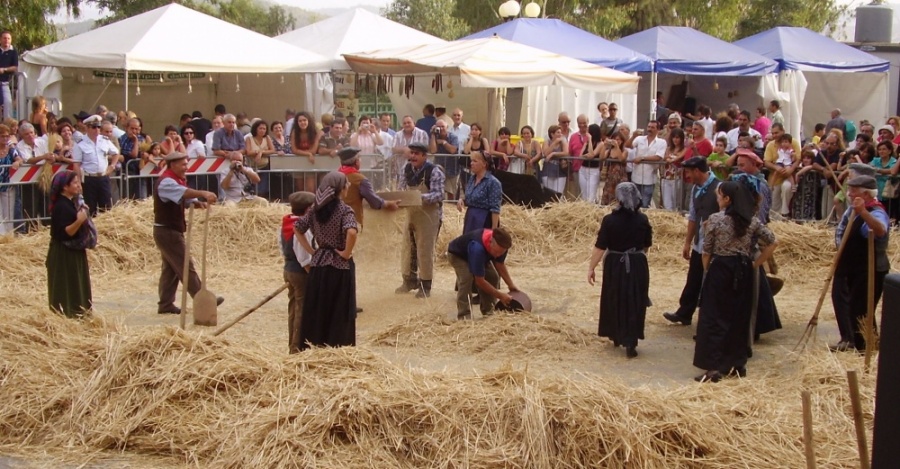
[243,183,256,196]
[432,127,442,137]
[232,162,243,172]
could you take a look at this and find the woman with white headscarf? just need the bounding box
[293,171,359,350]
[587,182,653,358]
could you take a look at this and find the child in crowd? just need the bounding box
[707,136,730,181]
[490,127,514,172]
[281,191,315,354]
[141,142,162,170]
[776,133,797,187]
[737,131,753,150]
[792,149,820,220]
[811,123,826,145]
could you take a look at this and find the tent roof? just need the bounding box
[615,26,778,76]
[460,18,652,72]
[342,36,639,94]
[276,8,445,71]
[733,27,889,73]
[23,4,330,73]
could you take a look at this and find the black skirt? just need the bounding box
[754,266,782,336]
[46,240,92,317]
[299,262,356,350]
[598,251,649,348]
[693,255,753,372]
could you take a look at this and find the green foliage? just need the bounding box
[384,0,470,40]
[4,0,80,51]
[392,0,845,42]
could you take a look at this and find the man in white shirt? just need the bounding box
[726,110,763,153]
[768,100,784,127]
[73,115,119,215]
[630,120,667,208]
[448,108,470,145]
[390,115,429,188]
[16,122,52,165]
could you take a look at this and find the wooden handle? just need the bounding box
[212,283,288,337]
[801,390,817,469]
[847,370,870,469]
[179,205,194,330]
[810,212,856,323]
[201,205,210,285]
[864,234,876,372]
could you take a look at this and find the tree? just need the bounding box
[5,0,80,51]
[395,0,845,43]
[384,0,469,41]
[92,0,296,37]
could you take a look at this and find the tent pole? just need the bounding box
[124,69,129,111]
[649,70,657,122]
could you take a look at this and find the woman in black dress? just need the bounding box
[294,171,359,350]
[46,170,92,317]
[587,182,652,358]
[694,181,777,382]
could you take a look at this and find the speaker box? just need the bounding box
[872,273,900,468]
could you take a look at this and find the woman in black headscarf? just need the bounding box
[587,182,652,358]
[693,180,778,382]
[46,170,93,317]
[293,171,359,349]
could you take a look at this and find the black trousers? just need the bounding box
[82,175,112,216]
[833,269,887,350]
[675,249,704,320]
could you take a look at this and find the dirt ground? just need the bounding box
[0,202,876,468]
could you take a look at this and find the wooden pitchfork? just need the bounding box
[794,212,856,351]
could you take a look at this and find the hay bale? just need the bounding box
[0,309,876,468]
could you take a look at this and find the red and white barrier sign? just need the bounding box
[7,163,69,184]
[140,157,228,176]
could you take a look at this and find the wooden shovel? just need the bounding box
[179,205,194,330]
[193,205,217,326]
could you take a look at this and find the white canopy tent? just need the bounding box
[343,37,639,94]
[276,8,449,124]
[276,8,445,72]
[343,37,639,134]
[20,4,330,131]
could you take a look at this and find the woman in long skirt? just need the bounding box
[294,171,359,349]
[694,181,777,382]
[587,183,652,358]
[46,170,92,317]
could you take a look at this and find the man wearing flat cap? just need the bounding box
[152,152,222,315]
[395,142,445,298]
[829,175,890,352]
[72,115,120,215]
[338,147,399,229]
[664,157,720,326]
[726,148,772,224]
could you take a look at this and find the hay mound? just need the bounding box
[369,311,595,357]
[0,309,874,468]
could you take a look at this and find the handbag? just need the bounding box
[883,177,900,199]
[62,216,98,250]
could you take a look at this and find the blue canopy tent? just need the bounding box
[734,27,890,138]
[616,26,778,122]
[460,18,651,134]
[462,18,653,72]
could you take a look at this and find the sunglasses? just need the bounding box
[609,108,618,111]
[184,131,194,135]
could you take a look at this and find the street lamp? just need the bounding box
[498,0,541,21]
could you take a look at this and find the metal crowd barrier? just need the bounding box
[1,153,694,233]
[428,153,690,210]
[0,163,126,233]
[121,154,391,203]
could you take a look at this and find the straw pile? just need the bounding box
[0,198,893,467]
[0,308,876,468]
